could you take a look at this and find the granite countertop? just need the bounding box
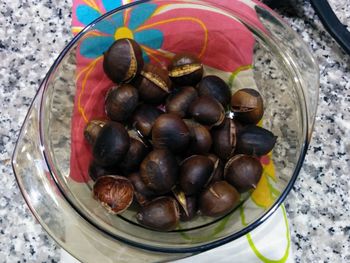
[0,0,349,262]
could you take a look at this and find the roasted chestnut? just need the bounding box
[211,118,238,160]
[131,104,162,137]
[165,86,198,118]
[105,84,139,122]
[224,154,262,192]
[140,149,178,194]
[103,38,143,83]
[179,195,198,221]
[184,119,212,155]
[207,154,224,183]
[128,172,156,206]
[136,196,180,231]
[84,119,108,145]
[119,131,149,174]
[189,96,225,127]
[180,155,214,195]
[152,114,190,153]
[93,175,134,214]
[136,64,172,104]
[197,75,231,107]
[199,181,240,217]
[168,53,203,86]
[231,88,264,124]
[88,160,120,181]
[93,122,130,166]
[236,125,277,156]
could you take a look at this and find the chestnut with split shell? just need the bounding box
[184,119,212,155]
[197,75,231,107]
[189,96,225,127]
[131,104,162,138]
[128,172,156,206]
[84,119,108,145]
[165,86,198,118]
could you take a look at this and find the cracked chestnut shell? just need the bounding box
[211,118,238,160]
[224,154,262,193]
[180,155,214,195]
[140,149,178,194]
[84,119,108,145]
[105,84,139,122]
[231,88,264,124]
[189,96,225,127]
[88,160,120,181]
[128,172,155,206]
[236,125,277,156]
[207,154,224,183]
[93,122,130,166]
[168,53,203,86]
[197,75,231,107]
[179,195,198,222]
[103,38,143,83]
[199,181,240,217]
[184,119,212,155]
[165,86,198,118]
[136,196,180,231]
[152,114,190,154]
[131,104,162,138]
[93,175,134,214]
[136,64,172,104]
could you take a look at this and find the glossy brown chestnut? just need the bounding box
[84,119,108,145]
[93,175,134,214]
[136,64,172,104]
[211,118,238,160]
[184,119,212,155]
[140,149,178,194]
[131,104,162,137]
[224,154,262,192]
[105,84,139,122]
[88,160,120,181]
[103,38,143,83]
[128,172,156,206]
[119,131,149,174]
[207,154,224,183]
[199,181,240,217]
[165,86,198,118]
[231,88,264,124]
[236,125,277,156]
[93,122,130,166]
[168,53,203,86]
[189,96,225,127]
[152,114,190,153]
[136,196,180,231]
[197,75,231,107]
[179,195,198,222]
[180,155,214,195]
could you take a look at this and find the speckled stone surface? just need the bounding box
[0,0,349,262]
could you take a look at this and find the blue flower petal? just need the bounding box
[128,3,157,31]
[102,0,123,12]
[76,5,102,25]
[134,29,163,50]
[94,20,117,35]
[109,12,124,29]
[79,36,115,58]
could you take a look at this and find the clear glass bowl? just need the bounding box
[12,0,319,261]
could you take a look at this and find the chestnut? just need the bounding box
[224,154,262,192]
[93,122,130,166]
[152,114,190,154]
[84,119,108,145]
[136,64,172,104]
[231,88,264,124]
[93,175,134,214]
[128,172,156,206]
[236,125,277,156]
[189,96,225,127]
[131,104,162,137]
[180,155,214,195]
[184,119,212,155]
[197,75,231,107]
[136,196,180,231]
[119,131,149,174]
[211,118,238,160]
[165,86,198,118]
[179,195,198,221]
[207,154,224,183]
[168,53,203,86]
[140,149,178,194]
[88,160,120,181]
[103,38,143,83]
[105,84,139,122]
[199,181,240,217]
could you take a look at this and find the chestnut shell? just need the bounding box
[184,119,212,155]
[165,86,198,118]
[84,119,108,145]
[197,75,231,107]
[128,172,156,206]
[131,104,162,138]
[189,96,225,127]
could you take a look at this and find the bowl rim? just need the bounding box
[35,0,311,253]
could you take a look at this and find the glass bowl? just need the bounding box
[12,0,319,261]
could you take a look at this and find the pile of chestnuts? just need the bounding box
[84,38,277,231]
